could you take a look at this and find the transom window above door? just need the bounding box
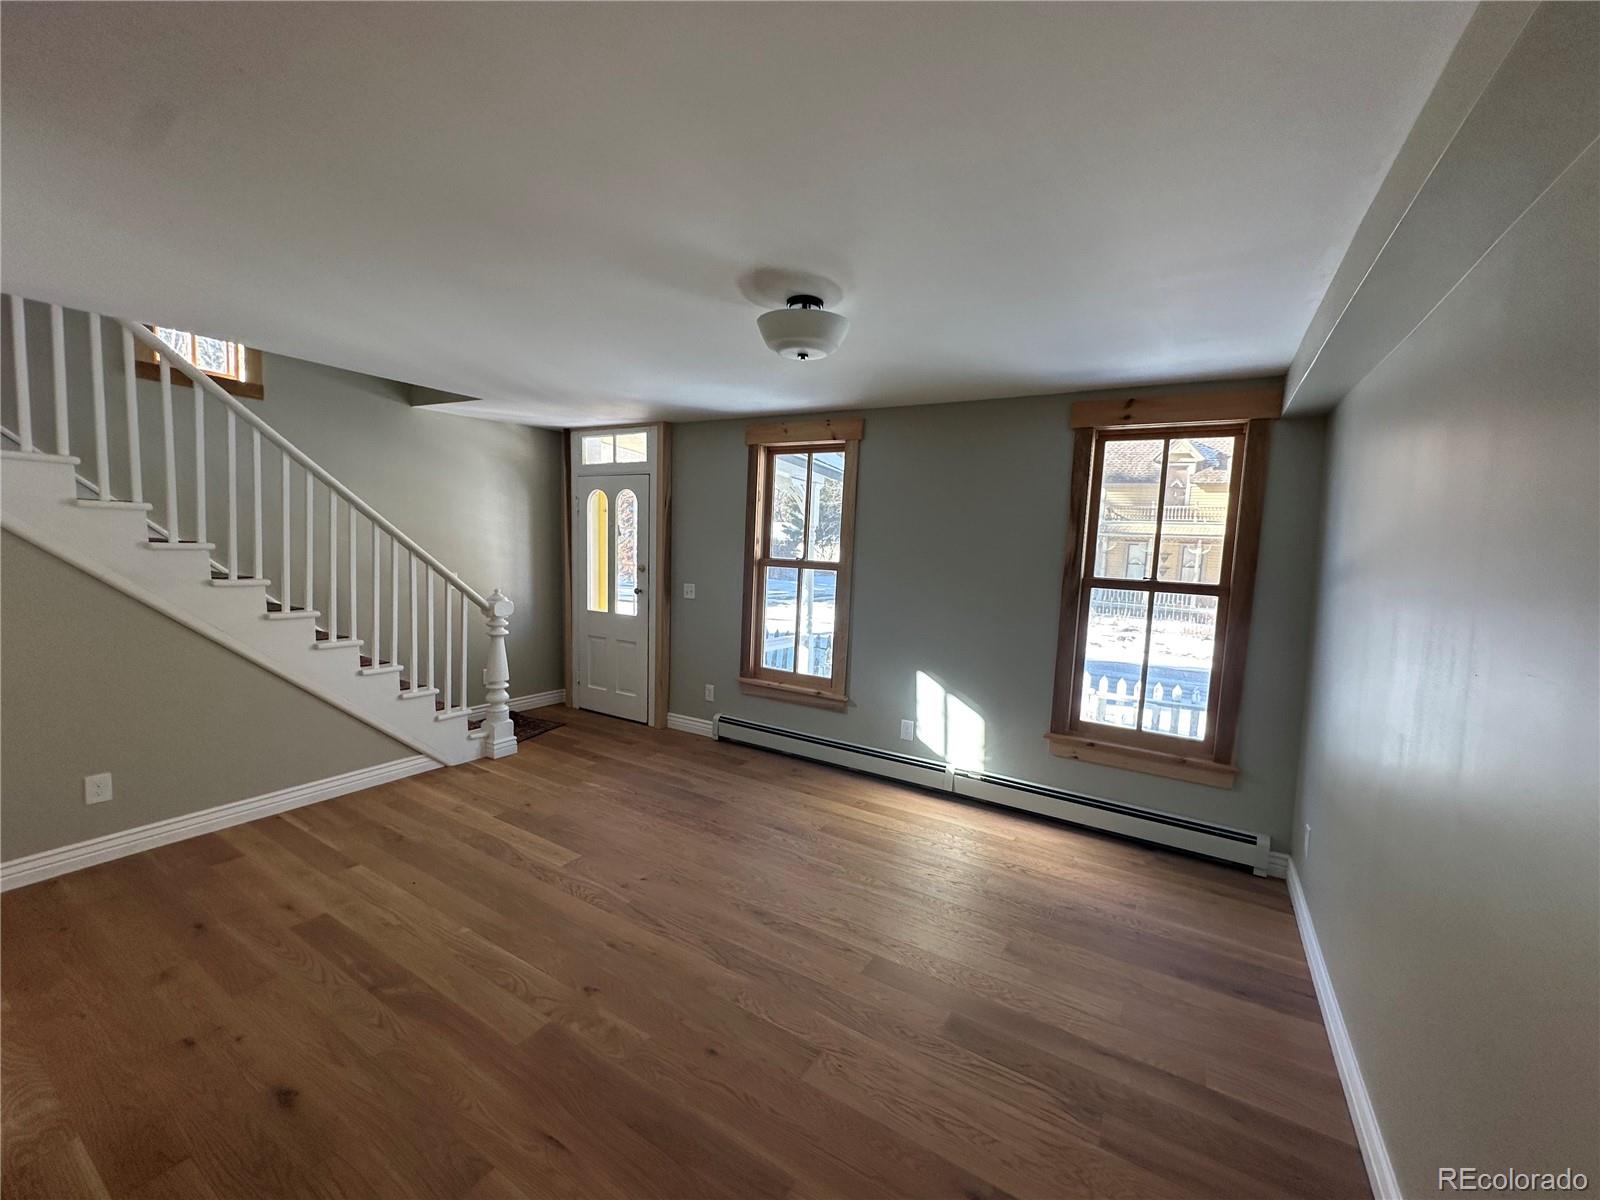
[740,418,863,709]
[581,430,648,465]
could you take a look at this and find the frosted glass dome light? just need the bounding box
[757,294,850,361]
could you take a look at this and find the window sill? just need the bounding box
[738,677,848,711]
[134,360,264,401]
[1044,732,1237,789]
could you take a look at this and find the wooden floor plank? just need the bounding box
[2,707,1367,1198]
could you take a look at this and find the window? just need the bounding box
[740,418,862,708]
[1049,401,1273,786]
[615,488,638,616]
[586,489,609,612]
[135,327,264,399]
[581,431,647,465]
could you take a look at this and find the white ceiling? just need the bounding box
[1,2,1473,428]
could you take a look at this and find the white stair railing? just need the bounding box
[1,296,517,757]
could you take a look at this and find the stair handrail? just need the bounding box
[119,319,494,614]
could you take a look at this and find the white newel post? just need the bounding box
[481,588,516,758]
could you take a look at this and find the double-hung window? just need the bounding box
[1049,391,1276,785]
[740,418,862,709]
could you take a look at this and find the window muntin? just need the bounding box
[741,426,861,704]
[1073,427,1243,751]
[581,430,648,465]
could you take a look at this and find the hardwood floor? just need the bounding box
[1,708,1368,1199]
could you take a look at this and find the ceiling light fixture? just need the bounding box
[757,294,849,362]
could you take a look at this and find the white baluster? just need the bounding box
[459,591,468,715]
[49,304,67,456]
[226,409,238,578]
[390,537,400,669]
[348,503,357,646]
[426,571,436,691]
[444,585,454,711]
[328,491,339,637]
[122,326,142,502]
[480,590,516,757]
[9,296,31,452]
[281,453,291,606]
[252,430,263,580]
[370,523,381,667]
[408,553,419,690]
[303,472,313,612]
[160,359,178,539]
[193,384,206,542]
[89,315,110,495]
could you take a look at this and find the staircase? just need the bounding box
[1,295,518,765]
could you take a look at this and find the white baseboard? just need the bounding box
[467,689,566,718]
[666,712,714,737]
[1267,850,1289,878]
[0,755,437,892]
[511,689,566,711]
[1287,860,1400,1200]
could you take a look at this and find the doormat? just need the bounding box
[468,711,562,741]
[511,711,562,741]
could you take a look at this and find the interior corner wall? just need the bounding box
[1,531,411,862]
[1291,49,1599,1200]
[667,393,1327,851]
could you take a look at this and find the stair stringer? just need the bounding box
[2,455,481,766]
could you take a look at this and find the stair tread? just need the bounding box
[265,602,314,613]
[397,681,448,710]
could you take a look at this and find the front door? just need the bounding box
[573,474,650,722]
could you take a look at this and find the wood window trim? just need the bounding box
[745,417,863,447]
[1068,385,1281,429]
[739,423,862,708]
[134,348,265,400]
[1047,415,1273,787]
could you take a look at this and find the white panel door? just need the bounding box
[573,474,650,722]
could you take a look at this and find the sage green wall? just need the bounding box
[668,394,1326,851]
[0,309,566,701]
[1,532,409,861]
[1292,93,1599,1200]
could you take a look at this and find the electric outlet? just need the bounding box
[900,719,915,741]
[84,773,113,806]
[704,684,715,702]
[683,582,696,599]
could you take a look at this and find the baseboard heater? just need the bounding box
[712,714,1269,875]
